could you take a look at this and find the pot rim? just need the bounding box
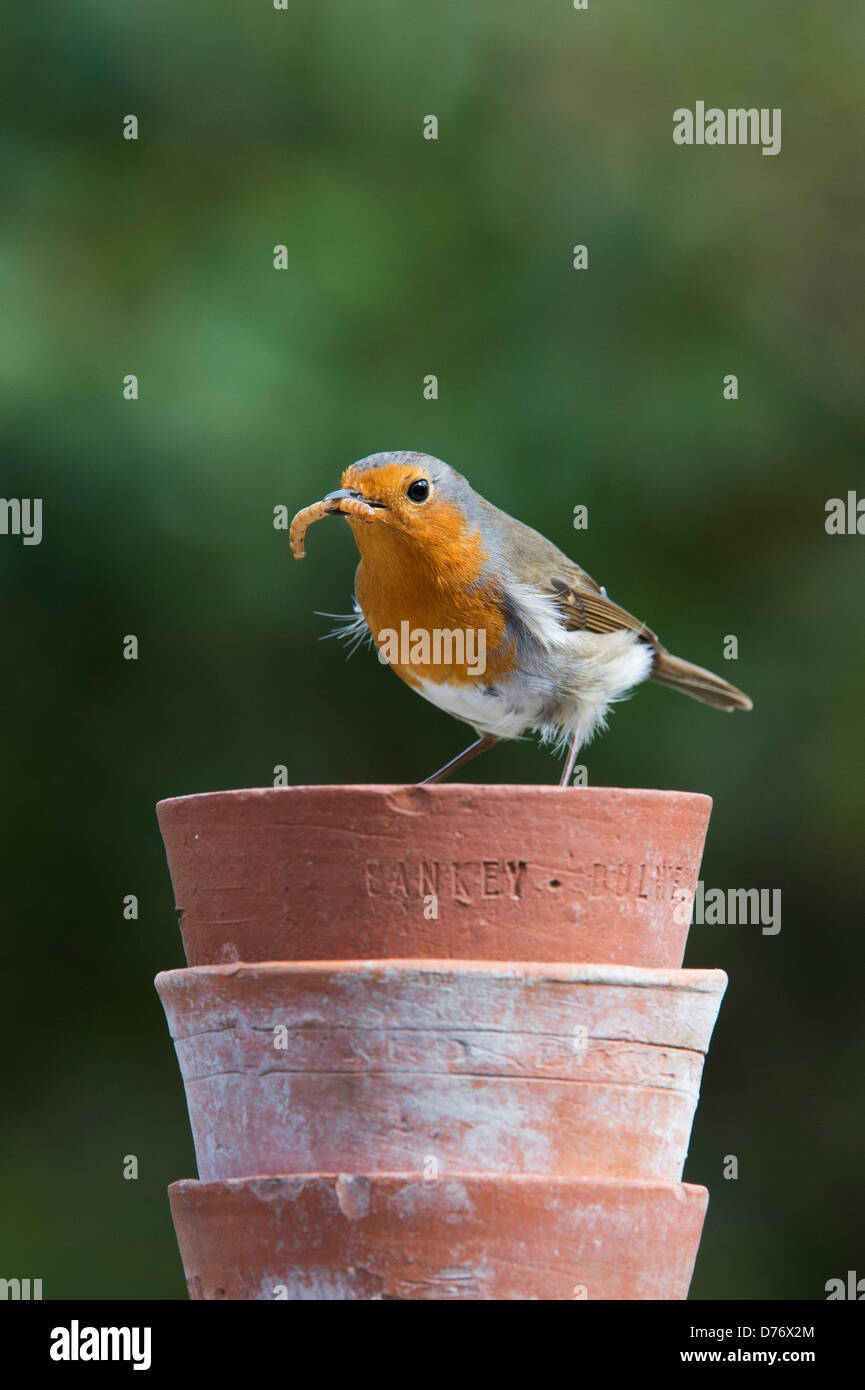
[157,784,713,813]
[168,1172,710,1196]
[155,958,728,993]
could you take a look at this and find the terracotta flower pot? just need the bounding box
[156,781,726,1300]
[156,961,726,1184]
[169,1174,709,1301]
[156,785,711,969]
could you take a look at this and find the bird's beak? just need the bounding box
[291,488,382,559]
[322,488,386,514]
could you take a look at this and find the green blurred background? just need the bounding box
[1,1,863,1299]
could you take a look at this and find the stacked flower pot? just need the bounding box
[155,784,725,1300]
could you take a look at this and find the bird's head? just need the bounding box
[310,451,488,585]
[338,451,469,543]
[290,451,502,596]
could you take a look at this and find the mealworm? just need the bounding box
[289,495,376,559]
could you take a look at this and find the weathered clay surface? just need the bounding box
[156,785,712,968]
[156,961,726,1183]
[169,1174,709,1300]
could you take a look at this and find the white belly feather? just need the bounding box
[335,584,654,749]
[417,625,654,747]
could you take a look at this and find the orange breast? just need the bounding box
[348,510,514,687]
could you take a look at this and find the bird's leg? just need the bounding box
[560,733,582,787]
[419,733,500,785]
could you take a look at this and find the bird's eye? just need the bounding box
[406,478,430,503]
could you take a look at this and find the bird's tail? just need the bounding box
[650,648,753,712]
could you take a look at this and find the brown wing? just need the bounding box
[476,496,607,596]
[472,494,659,645]
[546,571,660,649]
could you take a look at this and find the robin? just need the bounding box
[290,450,752,785]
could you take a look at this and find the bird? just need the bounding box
[290,450,753,785]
